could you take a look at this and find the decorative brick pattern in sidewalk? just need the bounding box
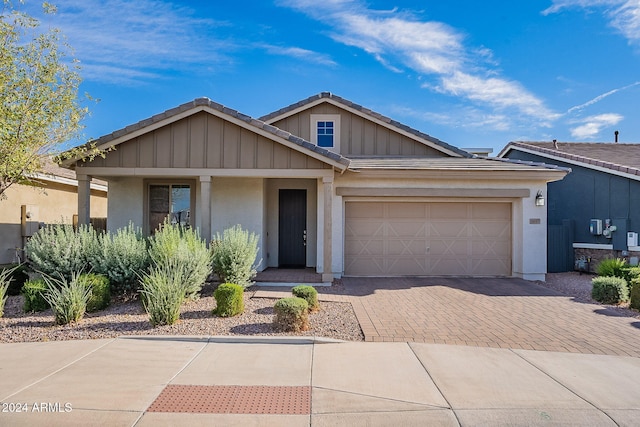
[147,385,311,414]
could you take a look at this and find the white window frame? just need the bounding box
[310,114,340,154]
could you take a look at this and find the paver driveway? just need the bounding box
[341,277,640,357]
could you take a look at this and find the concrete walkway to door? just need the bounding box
[340,277,640,357]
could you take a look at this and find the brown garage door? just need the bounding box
[344,201,511,276]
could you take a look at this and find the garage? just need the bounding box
[344,201,512,276]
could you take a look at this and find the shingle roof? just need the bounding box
[499,141,640,177]
[347,156,570,172]
[259,92,473,159]
[73,97,350,168]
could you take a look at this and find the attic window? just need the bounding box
[310,114,340,153]
[317,121,334,147]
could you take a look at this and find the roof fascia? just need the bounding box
[500,144,640,182]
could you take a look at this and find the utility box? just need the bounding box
[21,204,39,237]
[628,232,639,247]
[590,219,602,235]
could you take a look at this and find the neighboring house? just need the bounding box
[498,141,640,272]
[0,160,107,265]
[63,93,568,281]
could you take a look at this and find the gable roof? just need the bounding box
[259,92,472,159]
[62,98,350,171]
[498,141,640,180]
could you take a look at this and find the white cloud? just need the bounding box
[569,113,623,138]
[543,0,640,42]
[259,45,337,67]
[31,0,233,84]
[391,105,512,132]
[280,0,556,127]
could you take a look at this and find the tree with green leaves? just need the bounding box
[0,1,89,199]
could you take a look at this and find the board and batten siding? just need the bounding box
[90,112,332,170]
[271,103,448,157]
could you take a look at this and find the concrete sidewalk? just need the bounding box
[1,336,639,426]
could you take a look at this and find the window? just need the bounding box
[317,121,334,147]
[310,114,340,153]
[148,183,193,233]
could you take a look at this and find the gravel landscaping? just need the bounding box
[2,272,638,344]
[0,283,364,343]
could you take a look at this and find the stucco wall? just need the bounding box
[211,177,266,271]
[106,177,143,233]
[0,181,107,265]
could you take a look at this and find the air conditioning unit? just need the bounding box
[628,232,638,247]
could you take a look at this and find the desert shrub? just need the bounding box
[22,279,50,312]
[596,258,627,278]
[78,273,111,312]
[148,220,211,299]
[620,267,640,291]
[42,273,93,325]
[591,276,629,305]
[94,223,149,294]
[213,283,244,317]
[211,225,260,289]
[292,285,319,312]
[0,263,29,296]
[139,262,189,326]
[273,297,309,332]
[25,224,100,280]
[630,278,640,311]
[0,266,14,318]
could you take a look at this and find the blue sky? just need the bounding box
[28,0,640,154]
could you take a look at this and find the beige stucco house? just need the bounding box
[63,93,568,281]
[0,160,107,265]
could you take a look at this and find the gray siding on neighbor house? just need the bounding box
[505,151,640,246]
[271,104,448,157]
[89,112,332,170]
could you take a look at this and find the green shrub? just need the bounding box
[273,297,309,332]
[95,223,149,294]
[213,283,244,317]
[22,279,50,312]
[211,225,260,289]
[78,273,111,312]
[621,267,640,292]
[25,224,100,281]
[630,279,640,311]
[148,220,211,299]
[596,258,627,278]
[0,263,29,296]
[42,273,93,325]
[591,276,629,305]
[292,285,319,312]
[0,266,13,318]
[139,262,189,326]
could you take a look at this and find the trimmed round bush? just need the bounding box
[292,285,319,312]
[213,283,244,317]
[22,279,50,312]
[630,279,640,311]
[78,273,111,312]
[591,276,629,305]
[273,297,309,332]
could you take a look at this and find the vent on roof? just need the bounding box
[615,130,619,143]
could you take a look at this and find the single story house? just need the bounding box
[498,141,640,272]
[0,160,107,265]
[63,93,568,281]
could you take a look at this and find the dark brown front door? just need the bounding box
[279,189,307,268]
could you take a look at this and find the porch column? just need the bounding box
[322,176,334,282]
[200,176,212,243]
[77,174,91,226]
